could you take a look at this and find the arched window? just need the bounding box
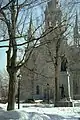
[36,85,39,95]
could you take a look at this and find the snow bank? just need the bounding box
[0,111,77,120]
[0,109,79,120]
[0,103,80,120]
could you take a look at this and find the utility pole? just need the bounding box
[47,83,50,104]
[17,74,22,109]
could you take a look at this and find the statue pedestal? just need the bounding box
[55,98,73,107]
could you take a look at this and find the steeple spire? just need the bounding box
[27,12,34,48]
[74,11,79,46]
[75,11,78,29]
[28,12,32,39]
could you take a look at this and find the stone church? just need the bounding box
[20,0,80,102]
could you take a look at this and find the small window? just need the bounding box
[48,1,52,7]
[36,85,39,95]
[47,21,52,27]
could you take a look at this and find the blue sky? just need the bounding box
[0,0,80,72]
[0,48,6,71]
[0,0,45,72]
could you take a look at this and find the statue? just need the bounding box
[61,56,67,71]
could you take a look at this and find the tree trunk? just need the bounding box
[54,64,59,104]
[54,59,58,104]
[54,39,60,106]
[18,78,20,109]
[7,0,17,110]
[7,72,16,110]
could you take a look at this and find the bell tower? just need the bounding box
[45,0,61,29]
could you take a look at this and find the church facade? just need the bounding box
[20,0,80,102]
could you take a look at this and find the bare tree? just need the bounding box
[0,0,46,110]
[0,0,78,110]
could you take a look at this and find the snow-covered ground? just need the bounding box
[0,103,80,120]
